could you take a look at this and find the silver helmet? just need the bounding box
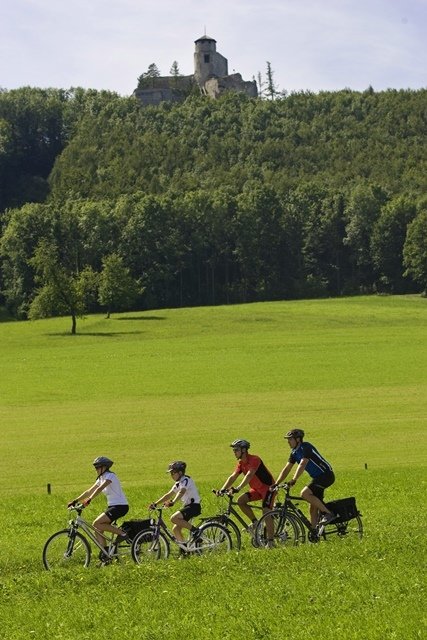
[93,456,114,469]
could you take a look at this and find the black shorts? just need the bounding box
[308,471,335,500]
[179,503,202,522]
[105,504,129,522]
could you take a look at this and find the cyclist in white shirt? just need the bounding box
[150,461,202,544]
[68,456,129,557]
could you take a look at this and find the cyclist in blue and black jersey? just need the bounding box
[273,429,336,527]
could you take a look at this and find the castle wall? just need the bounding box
[134,36,257,106]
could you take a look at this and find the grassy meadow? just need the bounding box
[1,295,426,639]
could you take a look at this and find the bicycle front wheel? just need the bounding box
[193,522,233,555]
[255,509,301,548]
[131,529,170,564]
[43,529,91,570]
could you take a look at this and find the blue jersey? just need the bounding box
[289,442,333,478]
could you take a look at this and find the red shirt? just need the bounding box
[235,453,274,495]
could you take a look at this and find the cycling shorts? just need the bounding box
[308,471,335,500]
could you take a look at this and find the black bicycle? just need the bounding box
[199,490,265,550]
[255,483,363,548]
[131,506,233,563]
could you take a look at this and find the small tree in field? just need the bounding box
[98,253,141,318]
[28,240,97,334]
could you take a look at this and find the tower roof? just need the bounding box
[195,35,216,44]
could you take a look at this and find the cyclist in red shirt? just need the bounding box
[217,439,275,545]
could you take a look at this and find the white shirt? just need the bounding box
[172,475,201,506]
[96,471,128,506]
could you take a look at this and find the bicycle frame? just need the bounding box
[200,491,264,550]
[212,492,263,527]
[68,504,125,558]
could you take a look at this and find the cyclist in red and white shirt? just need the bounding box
[217,439,275,541]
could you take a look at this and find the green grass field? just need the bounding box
[1,295,426,639]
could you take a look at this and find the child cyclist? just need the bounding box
[149,461,201,546]
[68,456,129,559]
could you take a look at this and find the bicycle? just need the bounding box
[199,490,265,550]
[255,483,363,548]
[42,503,131,570]
[131,506,233,564]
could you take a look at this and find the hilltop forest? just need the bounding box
[0,86,426,324]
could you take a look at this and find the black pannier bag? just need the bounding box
[121,519,152,540]
[324,497,359,523]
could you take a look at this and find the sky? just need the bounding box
[1,0,426,96]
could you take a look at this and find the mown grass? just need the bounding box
[0,295,426,639]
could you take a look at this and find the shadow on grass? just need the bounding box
[46,331,145,337]
[115,315,166,321]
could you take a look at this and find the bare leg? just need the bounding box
[300,486,331,527]
[170,511,192,542]
[237,494,257,524]
[93,514,124,548]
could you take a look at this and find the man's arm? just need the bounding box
[220,471,240,492]
[275,461,294,485]
[234,469,256,492]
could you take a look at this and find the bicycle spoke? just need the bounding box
[43,530,91,570]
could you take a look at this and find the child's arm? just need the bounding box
[168,487,186,506]
[151,488,175,507]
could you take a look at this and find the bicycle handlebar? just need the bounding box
[68,502,86,513]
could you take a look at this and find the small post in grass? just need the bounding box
[364,463,368,470]
[47,483,51,494]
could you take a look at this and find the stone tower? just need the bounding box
[194,35,228,88]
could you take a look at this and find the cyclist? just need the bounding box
[67,456,129,559]
[217,439,275,545]
[273,429,336,527]
[149,461,202,547]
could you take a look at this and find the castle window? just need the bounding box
[204,54,210,63]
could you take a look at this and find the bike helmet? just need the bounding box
[230,439,250,450]
[284,429,305,440]
[166,460,186,473]
[93,456,114,469]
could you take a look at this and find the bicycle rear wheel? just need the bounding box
[255,509,301,548]
[131,529,170,564]
[43,529,91,570]
[325,515,363,540]
[192,522,232,555]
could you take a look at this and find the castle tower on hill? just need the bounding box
[134,35,257,106]
[194,35,228,87]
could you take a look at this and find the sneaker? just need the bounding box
[190,527,202,541]
[319,512,336,525]
[265,540,276,549]
[116,532,131,544]
[98,547,110,562]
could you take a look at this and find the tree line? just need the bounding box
[0,86,426,331]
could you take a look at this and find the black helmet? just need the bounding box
[93,456,114,469]
[166,460,186,473]
[284,429,305,440]
[230,439,250,450]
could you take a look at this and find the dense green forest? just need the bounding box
[0,86,426,324]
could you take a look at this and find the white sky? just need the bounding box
[1,0,426,95]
